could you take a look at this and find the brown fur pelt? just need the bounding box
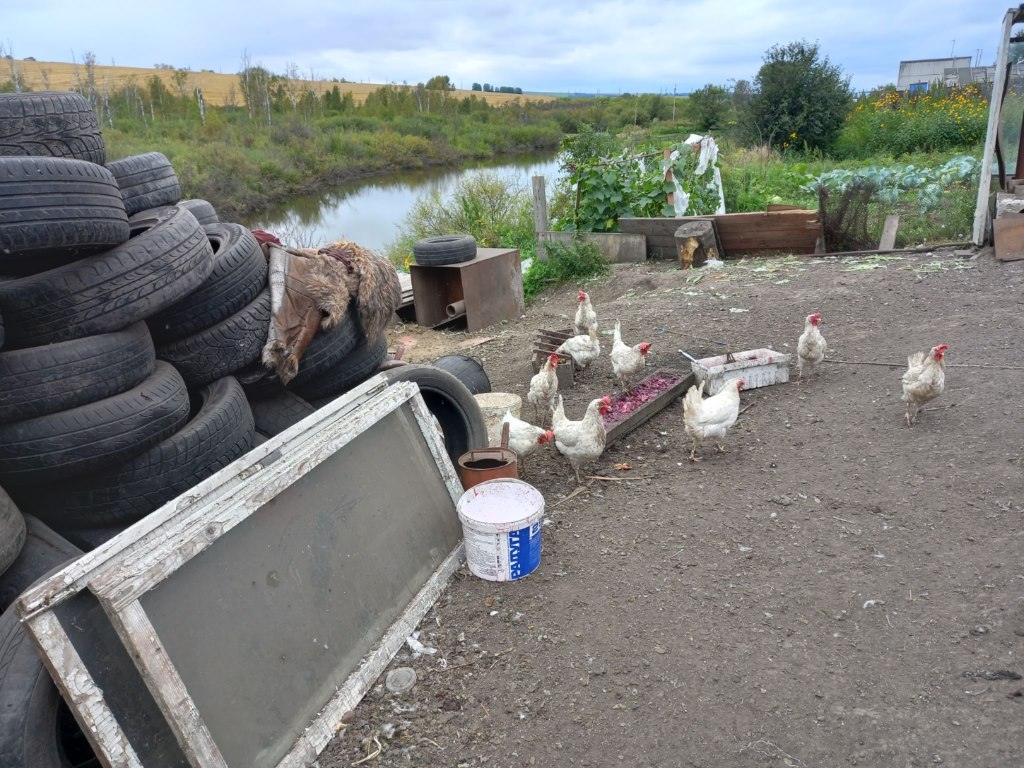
[316,239,402,343]
[260,240,402,384]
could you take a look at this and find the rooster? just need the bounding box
[555,328,601,371]
[502,410,554,477]
[682,378,744,462]
[574,290,598,336]
[796,312,826,384]
[552,395,612,484]
[901,344,948,426]
[610,320,651,391]
[527,354,560,425]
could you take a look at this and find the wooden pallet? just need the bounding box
[531,328,575,389]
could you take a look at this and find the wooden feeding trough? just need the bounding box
[532,328,575,389]
[602,369,695,447]
[689,348,790,395]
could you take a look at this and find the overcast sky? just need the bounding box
[5,1,1012,94]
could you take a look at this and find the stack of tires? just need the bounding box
[0,92,257,554]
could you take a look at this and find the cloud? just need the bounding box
[4,0,1007,93]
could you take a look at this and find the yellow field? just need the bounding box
[5,58,554,108]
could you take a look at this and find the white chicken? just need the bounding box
[796,312,826,384]
[901,343,948,426]
[610,320,652,391]
[574,290,598,336]
[527,354,559,425]
[556,328,601,371]
[501,410,554,477]
[552,395,611,484]
[682,378,744,462]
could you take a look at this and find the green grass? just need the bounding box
[522,237,609,303]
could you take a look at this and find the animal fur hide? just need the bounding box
[261,239,402,384]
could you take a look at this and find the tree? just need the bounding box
[747,40,851,151]
[687,84,730,131]
[425,74,454,91]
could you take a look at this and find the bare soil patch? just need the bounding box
[323,247,1024,768]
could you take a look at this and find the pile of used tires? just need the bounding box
[0,92,261,554]
[0,92,488,765]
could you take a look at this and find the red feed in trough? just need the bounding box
[603,372,683,427]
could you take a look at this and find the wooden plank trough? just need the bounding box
[603,369,695,447]
[620,209,822,260]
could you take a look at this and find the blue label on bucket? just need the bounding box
[507,521,542,579]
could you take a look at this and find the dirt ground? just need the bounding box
[320,247,1023,768]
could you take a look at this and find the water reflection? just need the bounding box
[244,151,562,253]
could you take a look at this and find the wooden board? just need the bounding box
[878,214,900,250]
[973,8,1019,246]
[17,374,467,768]
[620,209,821,259]
[604,370,694,447]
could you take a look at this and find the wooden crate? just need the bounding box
[532,328,575,389]
[604,369,695,447]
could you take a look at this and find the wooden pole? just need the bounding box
[531,176,548,234]
[973,8,1016,246]
[663,149,674,212]
[532,175,549,262]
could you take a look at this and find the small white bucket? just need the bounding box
[456,478,544,582]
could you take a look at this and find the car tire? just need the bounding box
[155,288,271,387]
[412,234,477,266]
[291,333,388,401]
[19,377,254,531]
[0,156,129,275]
[0,361,190,486]
[148,223,267,343]
[176,198,218,225]
[248,389,317,437]
[0,488,26,579]
[0,205,213,349]
[0,91,105,164]
[432,354,492,394]
[105,152,181,217]
[0,322,155,425]
[378,364,488,467]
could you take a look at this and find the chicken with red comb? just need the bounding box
[901,344,949,426]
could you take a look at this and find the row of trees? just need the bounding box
[471,83,523,94]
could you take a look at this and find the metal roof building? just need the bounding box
[897,56,978,92]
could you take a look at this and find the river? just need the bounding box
[244,151,562,254]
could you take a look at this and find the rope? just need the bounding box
[826,358,1024,371]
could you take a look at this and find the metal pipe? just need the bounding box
[446,299,466,318]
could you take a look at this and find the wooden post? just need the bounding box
[974,8,1017,245]
[532,175,548,262]
[878,214,900,250]
[674,221,718,269]
[663,148,674,212]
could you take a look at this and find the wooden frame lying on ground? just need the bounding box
[16,374,466,768]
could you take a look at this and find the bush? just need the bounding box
[386,171,535,268]
[687,84,730,131]
[746,40,852,152]
[523,237,609,303]
[835,85,987,159]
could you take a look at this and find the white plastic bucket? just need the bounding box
[456,478,544,582]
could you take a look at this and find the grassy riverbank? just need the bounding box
[103,104,561,220]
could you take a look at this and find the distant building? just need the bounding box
[896,56,1001,92]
